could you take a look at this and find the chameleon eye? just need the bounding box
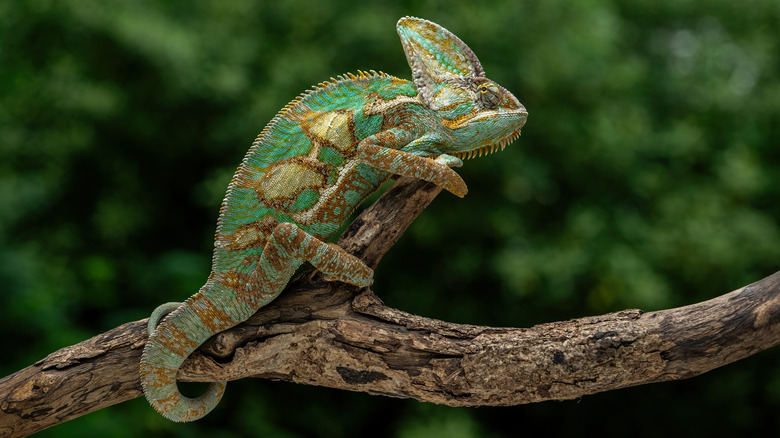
[476,83,500,109]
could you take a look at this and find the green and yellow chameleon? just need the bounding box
[140,16,527,422]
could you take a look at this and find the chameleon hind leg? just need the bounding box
[249,222,374,304]
[141,222,372,422]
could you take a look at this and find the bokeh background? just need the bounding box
[2,0,779,436]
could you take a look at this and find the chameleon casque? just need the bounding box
[140,16,527,422]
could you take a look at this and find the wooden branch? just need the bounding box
[1,176,779,437]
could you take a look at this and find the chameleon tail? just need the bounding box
[140,293,235,422]
[140,222,373,421]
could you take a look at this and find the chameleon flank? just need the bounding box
[140,16,527,422]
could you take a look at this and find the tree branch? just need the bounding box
[1,176,779,437]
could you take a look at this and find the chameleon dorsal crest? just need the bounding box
[397,17,485,109]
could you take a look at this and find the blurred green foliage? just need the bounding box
[2,0,779,436]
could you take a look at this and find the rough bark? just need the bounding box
[1,176,779,437]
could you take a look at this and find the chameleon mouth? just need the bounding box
[454,130,522,160]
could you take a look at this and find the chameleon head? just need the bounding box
[397,16,528,159]
[434,77,527,159]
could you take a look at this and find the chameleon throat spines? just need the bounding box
[141,16,527,423]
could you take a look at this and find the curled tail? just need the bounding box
[140,293,236,422]
[140,222,374,421]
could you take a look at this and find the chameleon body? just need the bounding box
[140,16,527,422]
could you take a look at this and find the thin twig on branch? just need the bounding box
[1,176,779,437]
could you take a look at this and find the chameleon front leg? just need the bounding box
[356,133,468,197]
[141,222,372,422]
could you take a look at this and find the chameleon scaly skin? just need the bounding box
[140,16,527,422]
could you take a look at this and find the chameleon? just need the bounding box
[140,16,527,422]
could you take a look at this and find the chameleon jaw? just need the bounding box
[454,130,522,160]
